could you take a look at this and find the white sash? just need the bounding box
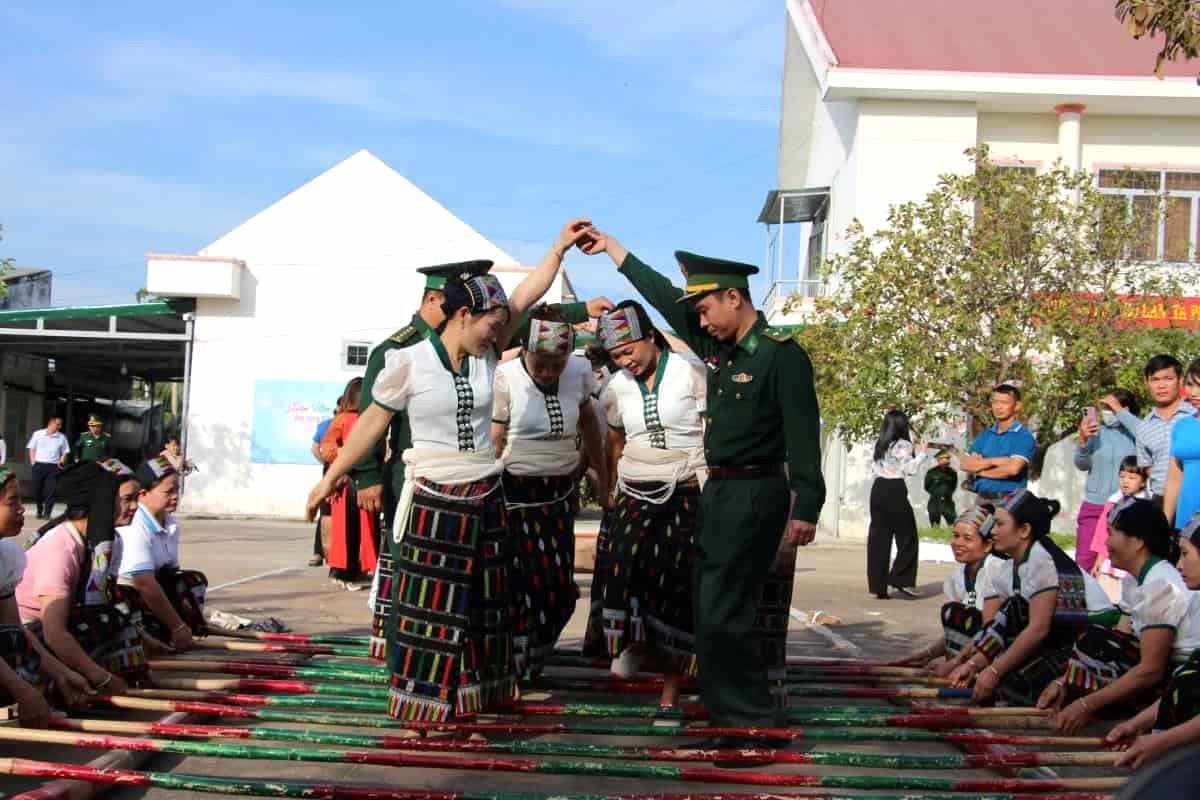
[615,444,706,505]
[503,438,580,477]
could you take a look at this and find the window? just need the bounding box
[1098,169,1200,263]
[343,341,369,369]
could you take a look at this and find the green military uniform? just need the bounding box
[619,251,825,728]
[73,422,113,463]
[924,455,958,527]
[352,260,592,660]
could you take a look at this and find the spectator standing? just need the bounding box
[923,449,958,527]
[1136,354,1195,503]
[72,416,112,463]
[307,399,339,568]
[320,379,376,590]
[1164,358,1200,528]
[960,385,1036,503]
[26,417,69,520]
[867,410,928,600]
[1073,389,1140,570]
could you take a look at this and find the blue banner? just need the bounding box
[250,380,344,465]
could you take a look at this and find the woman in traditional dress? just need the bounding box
[322,378,377,590]
[110,457,208,651]
[1106,511,1200,768]
[1035,498,1195,734]
[0,468,92,726]
[895,504,1001,675]
[949,489,1118,705]
[15,460,146,695]
[308,218,594,721]
[492,305,607,679]
[594,300,705,707]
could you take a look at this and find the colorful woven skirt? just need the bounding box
[941,601,984,658]
[1156,651,1200,731]
[504,472,579,679]
[66,605,147,679]
[600,479,698,674]
[581,509,614,659]
[111,567,208,642]
[1063,625,1144,694]
[971,595,1085,705]
[387,475,514,721]
[0,622,42,699]
[755,543,796,709]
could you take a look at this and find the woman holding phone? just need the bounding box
[1073,390,1139,572]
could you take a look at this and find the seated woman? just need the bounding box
[14,461,146,695]
[1037,498,1196,734]
[0,468,93,726]
[896,505,1000,675]
[111,457,207,651]
[950,489,1118,705]
[1105,511,1200,769]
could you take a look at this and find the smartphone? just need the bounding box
[1083,406,1097,426]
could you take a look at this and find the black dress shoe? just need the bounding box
[875,589,890,599]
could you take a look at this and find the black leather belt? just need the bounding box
[707,463,785,480]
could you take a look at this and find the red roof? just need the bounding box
[810,0,1198,78]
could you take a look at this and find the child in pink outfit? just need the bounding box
[1090,456,1150,600]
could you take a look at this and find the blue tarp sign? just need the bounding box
[250,380,343,465]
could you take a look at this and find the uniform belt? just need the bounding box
[707,463,785,480]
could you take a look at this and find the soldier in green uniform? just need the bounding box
[73,416,113,463]
[582,230,825,745]
[353,261,610,660]
[924,449,959,527]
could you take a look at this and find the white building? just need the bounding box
[147,150,569,517]
[768,0,1200,539]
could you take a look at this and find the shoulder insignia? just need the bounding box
[388,325,419,346]
[762,327,796,344]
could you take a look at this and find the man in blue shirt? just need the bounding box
[960,384,1037,501]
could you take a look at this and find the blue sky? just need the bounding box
[0,1,786,310]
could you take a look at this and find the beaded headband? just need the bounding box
[596,308,644,351]
[460,274,508,314]
[527,318,573,355]
[956,506,995,539]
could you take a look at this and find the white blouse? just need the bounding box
[871,439,928,479]
[942,554,1001,611]
[986,539,1114,614]
[1120,559,1200,657]
[113,505,181,585]
[493,356,598,442]
[601,350,705,451]
[373,337,497,453]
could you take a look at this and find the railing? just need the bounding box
[763,279,825,312]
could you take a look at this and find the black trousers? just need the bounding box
[867,477,919,593]
[31,462,58,517]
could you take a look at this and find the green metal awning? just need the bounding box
[757,187,831,224]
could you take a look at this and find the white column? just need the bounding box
[1054,103,1085,172]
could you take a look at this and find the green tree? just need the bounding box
[1116,0,1200,77]
[794,148,1196,476]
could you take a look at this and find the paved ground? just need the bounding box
[2,514,1124,798]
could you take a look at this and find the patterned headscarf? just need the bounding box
[444,273,509,315]
[526,318,574,355]
[136,455,178,489]
[596,307,645,351]
[1183,510,1200,547]
[956,505,995,540]
[0,467,14,490]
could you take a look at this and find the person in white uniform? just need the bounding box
[492,306,607,679]
[308,219,594,722]
[1037,498,1198,734]
[594,300,706,708]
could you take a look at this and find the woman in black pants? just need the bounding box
[867,410,927,599]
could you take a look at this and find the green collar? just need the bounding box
[637,348,669,397]
[429,332,468,378]
[965,553,988,592]
[1013,539,1035,567]
[411,313,434,337]
[735,313,769,355]
[1136,556,1163,586]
